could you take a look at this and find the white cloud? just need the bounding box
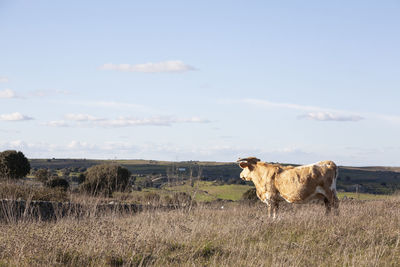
[67,141,96,150]
[298,112,364,122]
[0,129,20,133]
[43,120,71,127]
[0,140,59,154]
[0,89,70,99]
[177,117,211,123]
[0,89,17,99]
[0,112,33,121]
[99,60,196,73]
[373,114,400,124]
[241,98,323,111]
[0,140,139,159]
[98,117,171,127]
[238,98,365,122]
[29,89,71,97]
[65,113,105,121]
[0,77,9,83]
[67,141,136,152]
[75,101,155,112]
[97,116,210,127]
[45,115,210,128]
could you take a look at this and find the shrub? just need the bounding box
[80,164,131,197]
[45,177,70,191]
[0,150,30,180]
[241,188,258,203]
[35,168,50,183]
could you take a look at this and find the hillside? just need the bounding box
[29,159,400,194]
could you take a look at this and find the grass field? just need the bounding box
[121,181,252,203]
[1,198,400,266]
[163,181,252,202]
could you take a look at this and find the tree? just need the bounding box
[80,164,131,196]
[0,150,30,180]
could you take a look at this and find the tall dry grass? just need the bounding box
[1,198,400,266]
[0,181,68,202]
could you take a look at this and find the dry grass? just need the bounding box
[1,198,400,266]
[0,181,68,202]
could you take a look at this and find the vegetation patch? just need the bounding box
[0,182,68,202]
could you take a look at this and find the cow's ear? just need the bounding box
[239,162,248,169]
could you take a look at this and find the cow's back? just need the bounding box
[274,161,337,203]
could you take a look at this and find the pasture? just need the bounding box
[1,197,400,266]
[124,181,253,203]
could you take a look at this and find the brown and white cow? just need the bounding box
[238,157,339,218]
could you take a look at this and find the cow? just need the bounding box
[238,157,339,218]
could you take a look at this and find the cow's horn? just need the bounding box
[237,157,260,164]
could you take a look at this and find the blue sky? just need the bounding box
[1,1,399,166]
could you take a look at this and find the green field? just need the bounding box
[130,181,252,202]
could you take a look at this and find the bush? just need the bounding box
[80,164,131,197]
[226,178,246,185]
[241,188,258,203]
[0,150,30,180]
[35,168,50,183]
[45,177,69,191]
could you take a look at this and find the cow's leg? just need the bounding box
[272,201,279,219]
[324,190,339,215]
[267,203,273,218]
[324,197,331,215]
[268,201,279,219]
[332,191,339,216]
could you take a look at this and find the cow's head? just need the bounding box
[237,157,260,181]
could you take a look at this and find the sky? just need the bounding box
[1,1,400,166]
